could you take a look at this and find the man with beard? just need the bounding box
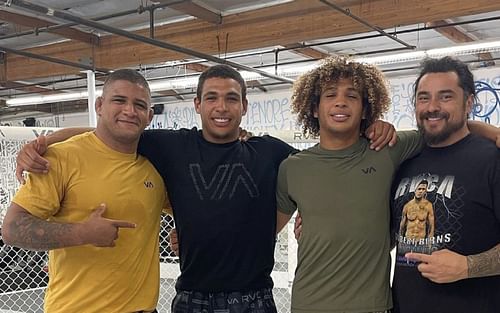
[391,56,500,313]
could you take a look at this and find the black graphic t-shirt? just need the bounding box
[138,128,295,292]
[391,134,500,313]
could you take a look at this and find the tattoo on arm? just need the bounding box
[7,210,80,251]
[467,243,500,278]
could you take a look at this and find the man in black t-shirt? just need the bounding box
[391,57,500,313]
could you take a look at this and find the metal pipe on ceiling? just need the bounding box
[0,44,109,73]
[0,0,185,41]
[2,0,294,84]
[318,0,415,49]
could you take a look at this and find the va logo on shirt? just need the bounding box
[144,181,154,188]
[189,163,260,200]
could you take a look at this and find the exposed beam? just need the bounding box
[0,9,99,45]
[156,89,185,100]
[4,0,292,84]
[3,0,500,80]
[247,80,267,92]
[0,81,59,95]
[167,0,222,24]
[426,20,495,64]
[185,62,210,72]
[0,44,109,73]
[283,43,330,59]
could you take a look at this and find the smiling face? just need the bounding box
[415,71,472,147]
[195,77,248,144]
[95,79,152,153]
[314,78,365,149]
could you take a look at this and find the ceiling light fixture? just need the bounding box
[5,39,500,107]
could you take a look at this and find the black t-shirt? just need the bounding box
[390,134,500,313]
[138,128,295,292]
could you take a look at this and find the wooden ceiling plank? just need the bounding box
[283,43,330,59]
[4,0,500,80]
[427,20,494,63]
[0,10,99,45]
[163,0,221,24]
[156,89,185,100]
[0,80,59,95]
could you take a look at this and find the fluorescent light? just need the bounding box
[357,40,500,65]
[6,90,91,106]
[356,51,427,65]
[5,39,500,107]
[149,77,198,91]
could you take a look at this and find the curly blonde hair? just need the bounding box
[291,56,390,137]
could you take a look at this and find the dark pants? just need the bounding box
[172,288,277,313]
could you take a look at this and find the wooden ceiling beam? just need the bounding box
[283,43,330,59]
[0,80,59,95]
[0,10,99,45]
[165,0,222,24]
[426,20,495,63]
[155,89,185,100]
[3,0,500,81]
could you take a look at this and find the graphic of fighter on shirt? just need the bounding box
[399,179,435,242]
[393,173,461,266]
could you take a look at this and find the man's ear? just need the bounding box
[194,97,201,114]
[147,107,154,124]
[465,94,474,116]
[95,97,103,116]
[242,98,248,116]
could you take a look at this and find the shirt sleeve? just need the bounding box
[389,130,425,166]
[12,147,67,220]
[276,158,298,215]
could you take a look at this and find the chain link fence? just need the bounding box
[0,130,297,312]
[0,219,295,312]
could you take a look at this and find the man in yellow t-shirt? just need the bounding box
[2,69,168,313]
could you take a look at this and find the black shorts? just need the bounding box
[172,288,277,313]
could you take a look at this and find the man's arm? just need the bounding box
[2,202,135,251]
[468,121,500,147]
[399,204,408,235]
[405,243,500,283]
[16,127,93,183]
[426,202,435,238]
[467,243,500,279]
[277,210,292,234]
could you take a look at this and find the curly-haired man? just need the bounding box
[276,57,425,313]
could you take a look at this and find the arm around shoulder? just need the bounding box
[46,127,94,145]
[467,121,500,147]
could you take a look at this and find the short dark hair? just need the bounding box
[414,56,475,102]
[417,179,429,187]
[103,69,151,97]
[196,65,247,99]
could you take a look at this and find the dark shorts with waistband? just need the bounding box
[171,288,277,313]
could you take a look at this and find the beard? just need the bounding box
[417,111,466,146]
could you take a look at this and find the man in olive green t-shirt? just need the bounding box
[275,57,422,313]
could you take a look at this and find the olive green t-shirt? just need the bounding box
[277,131,423,313]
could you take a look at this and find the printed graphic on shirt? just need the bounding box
[393,173,464,266]
[189,163,260,200]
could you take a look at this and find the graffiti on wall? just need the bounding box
[148,68,500,132]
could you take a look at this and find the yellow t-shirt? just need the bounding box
[13,132,167,313]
